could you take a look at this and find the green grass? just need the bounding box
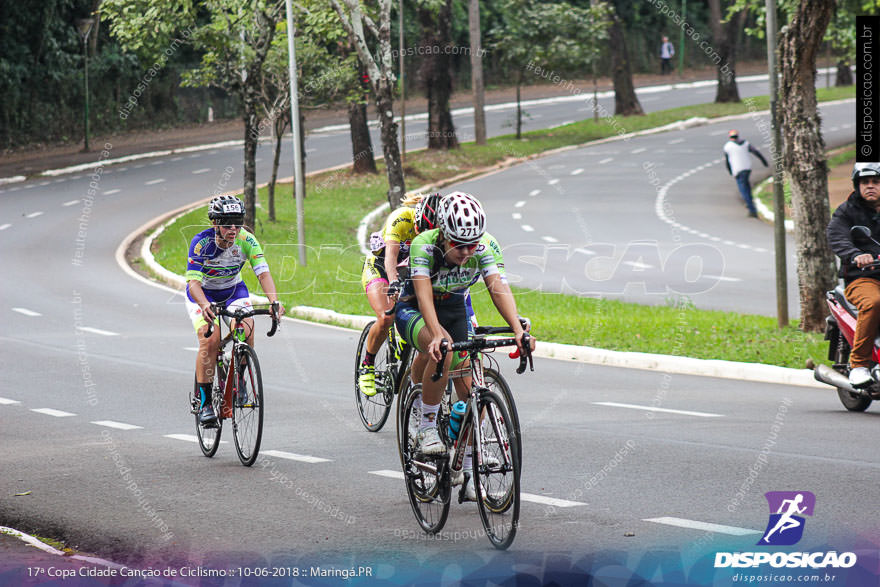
[154,86,852,368]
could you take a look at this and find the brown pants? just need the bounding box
[844,278,880,367]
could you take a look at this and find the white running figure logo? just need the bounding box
[762,493,807,543]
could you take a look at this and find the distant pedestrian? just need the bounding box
[723,129,768,218]
[660,36,675,75]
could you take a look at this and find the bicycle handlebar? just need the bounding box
[203,302,280,339]
[430,331,534,381]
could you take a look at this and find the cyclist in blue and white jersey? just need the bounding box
[185,195,284,425]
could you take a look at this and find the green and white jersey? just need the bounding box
[405,229,501,304]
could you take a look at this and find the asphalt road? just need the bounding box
[0,75,875,584]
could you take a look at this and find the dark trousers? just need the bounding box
[660,58,672,75]
[845,278,880,368]
[734,170,757,215]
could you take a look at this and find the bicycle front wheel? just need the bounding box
[472,390,520,550]
[483,367,522,467]
[401,386,450,534]
[194,374,222,458]
[355,321,395,432]
[232,345,264,466]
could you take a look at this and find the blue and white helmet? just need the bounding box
[438,192,486,244]
[208,195,245,223]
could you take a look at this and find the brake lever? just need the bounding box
[516,333,532,374]
[203,303,218,338]
[267,302,279,337]
[430,339,449,382]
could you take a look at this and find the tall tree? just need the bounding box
[780,0,837,331]
[329,0,406,207]
[417,0,458,149]
[607,4,643,116]
[348,64,377,173]
[468,0,487,145]
[709,0,748,103]
[103,0,285,230]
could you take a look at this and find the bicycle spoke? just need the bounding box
[232,346,263,466]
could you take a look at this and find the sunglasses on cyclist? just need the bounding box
[215,221,242,229]
[449,239,478,250]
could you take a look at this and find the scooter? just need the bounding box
[813,225,880,411]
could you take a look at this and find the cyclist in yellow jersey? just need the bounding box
[358,193,441,395]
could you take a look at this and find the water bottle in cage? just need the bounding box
[448,401,467,441]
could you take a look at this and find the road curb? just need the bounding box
[0,526,123,569]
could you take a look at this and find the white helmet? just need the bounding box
[438,192,486,244]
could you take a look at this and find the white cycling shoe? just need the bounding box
[849,366,873,388]
[417,426,445,455]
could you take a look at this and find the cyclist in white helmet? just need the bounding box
[395,192,535,496]
[185,195,285,425]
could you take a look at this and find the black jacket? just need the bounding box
[827,190,880,283]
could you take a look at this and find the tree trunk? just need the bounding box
[376,78,406,208]
[348,101,377,174]
[709,0,747,103]
[516,76,522,140]
[836,58,853,86]
[418,0,458,149]
[608,8,643,116]
[268,113,288,222]
[242,92,260,231]
[468,0,486,145]
[780,0,837,332]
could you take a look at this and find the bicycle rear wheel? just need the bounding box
[472,390,520,550]
[354,321,395,432]
[194,372,223,458]
[401,386,450,534]
[232,345,263,466]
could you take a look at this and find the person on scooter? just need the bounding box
[827,162,880,387]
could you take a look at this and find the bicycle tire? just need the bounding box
[354,320,395,432]
[232,345,263,466]
[472,389,520,550]
[195,373,222,458]
[482,367,522,467]
[401,386,450,534]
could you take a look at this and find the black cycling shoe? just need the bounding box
[199,404,219,427]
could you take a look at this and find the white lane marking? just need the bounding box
[575,248,595,256]
[709,129,728,136]
[515,201,527,208]
[91,421,143,430]
[171,156,183,161]
[521,225,535,232]
[38,181,50,186]
[369,470,586,507]
[149,161,163,166]
[631,147,647,154]
[622,261,652,270]
[529,189,540,196]
[188,154,202,158]
[262,450,331,464]
[512,213,522,220]
[76,326,120,336]
[25,211,44,219]
[828,126,840,132]
[548,179,560,185]
[63,199,81,206]
[644,517,761,536]
[144,178,165,185]
[255,158,263,163]
[32,408,76,418]
[134,164,145,169]
[165,434,228,444]
[599,157,614,164]
[103,189,121,195]
[12,308,41,317]
[542,236,559,243]
[703,275,742,282]
[192,168,211,174]
[0,224,10,231]
[183,346,199,352]
[668,138,685,144]
[118,167,128,171]
[593,402,723,418]
[0,397,21,405]
[571,168,584,175]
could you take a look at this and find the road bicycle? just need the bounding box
[191,302,279,466]
[399,327,533,550]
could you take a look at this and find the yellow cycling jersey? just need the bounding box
[369,206,418,263]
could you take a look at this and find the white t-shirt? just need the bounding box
[660,42,675,59]
[724,140,754,175]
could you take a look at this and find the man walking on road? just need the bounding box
[723,129,768,218]
[660,36,674,75]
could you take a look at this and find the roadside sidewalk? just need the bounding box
[1,60,780,180]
